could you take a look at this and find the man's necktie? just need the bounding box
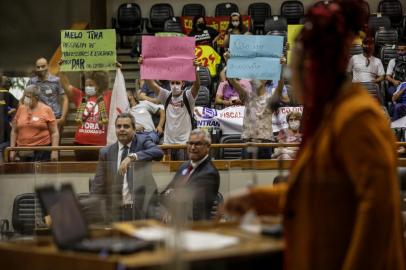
[179,163,193,186]
[121,145,129,162]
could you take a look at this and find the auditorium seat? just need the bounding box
[112,3,144,48]
[219,134,244,160]
[146,3,174,34]
[182,4,205,17]
[264,16,288,34]
[368,14,391,36]
[350,44,363,57]
[361,0,371,17]
[248,2,272,35]
[374,28,398,54]
[215,3,239,17]
[280,0,304,25]
[12,193,41,235]
[195,86,211,107]
[378,0,403,27]
[163,17,183,33]
[197,66,213,97]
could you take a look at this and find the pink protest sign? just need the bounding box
[141,36,196,81]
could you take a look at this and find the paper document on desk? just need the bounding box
[133,227,239,252]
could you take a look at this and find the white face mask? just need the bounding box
[23,97,32,107]
[289,121,300,131]
[85,86,96,96]
[171,85,182,96]
[232,21,240,27]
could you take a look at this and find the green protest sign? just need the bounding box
[60,29,116,71]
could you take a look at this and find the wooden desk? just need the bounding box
[0,222,284,270]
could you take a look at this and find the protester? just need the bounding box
[188,15,221,47]
[60,70,112,161]
[127,89,164,144]
[28,57,68,130]
[272,111,302,160]
[225,1,406,268]
[223,12,251,50]
[347,37,385,84]
[0,75,19,163]
[10,85,59,162]
[215,79,251,107]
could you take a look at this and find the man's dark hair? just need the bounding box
[0,75,11,89]
[397,39,406,47]
[115,112,136,129]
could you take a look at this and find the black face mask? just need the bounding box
[197,23,205,29]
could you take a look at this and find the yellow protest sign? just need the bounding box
[195,45,221,77]
[287,25,304,64]
[60,29,116,71]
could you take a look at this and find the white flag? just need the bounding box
[107,68,130,145]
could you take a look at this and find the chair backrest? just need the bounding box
[163,17,183,33]
[264,16,288,33]
[150,3,174,28]
[117,3,142,27]
[197,66,212,89]
[248,3,272,25]
[215,3,239,17]
[378,0,403,25]
[361,1,371,17]
[350,44,363,57]
[360,82,382,103]
[368,14,391,35]
[380,44,397,68]
[182,4,205,17]
[12,193,41,234]
[375,28,398,48]
[219,134,244,160]
[195,86,211,107]
[280,0,304,24]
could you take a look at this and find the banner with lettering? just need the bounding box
[141,36,196,81]
[193,106,303,135]
[227,35,284,81]
[195,45,221,76]
[180,16,251,47]
[60,29,116,71]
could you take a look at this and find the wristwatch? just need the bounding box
[128,153,138,161]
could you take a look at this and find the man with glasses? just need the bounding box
[159,129,220,221]
[144,61,200,160]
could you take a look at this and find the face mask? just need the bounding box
[85,86,96,96]
[171,85,182,96]
[231,21,239,27]
[289,121,300,131]
[23,97,32,107]
[197,23,205,29]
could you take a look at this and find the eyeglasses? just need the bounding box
[187,141,207,147]
[170,81,182,85]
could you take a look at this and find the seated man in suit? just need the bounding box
[159,129,220,222]
[91,112,163,222]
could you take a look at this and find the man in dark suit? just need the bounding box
[91,113,163,221]
[160,129,220,221]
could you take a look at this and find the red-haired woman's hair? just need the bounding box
[296,0,368,145]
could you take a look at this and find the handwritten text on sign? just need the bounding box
[227,35,284,81]
[141,36,196,81]
[60,29,116,71]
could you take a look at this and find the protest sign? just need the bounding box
[227,35,284,80]
[141,36,196,81]
[60,29,116,71]
[195,45,221,76]
[287,25,304,64]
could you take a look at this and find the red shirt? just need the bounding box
[71,88,112,145]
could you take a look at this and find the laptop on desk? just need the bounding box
[35,184,154,254]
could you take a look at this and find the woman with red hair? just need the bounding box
[225,0,406,269]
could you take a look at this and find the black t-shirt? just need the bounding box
[0,89,19,144]
[188,26,219,46]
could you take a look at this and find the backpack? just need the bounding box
[164,90,197,130]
